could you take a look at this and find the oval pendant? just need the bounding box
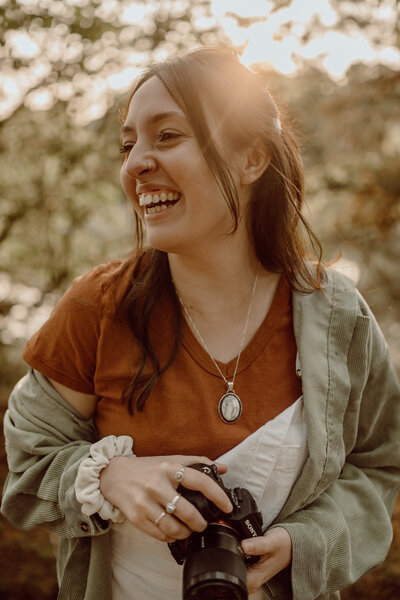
[218,391,242,424]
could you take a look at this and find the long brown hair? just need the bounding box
[120,47,323,414]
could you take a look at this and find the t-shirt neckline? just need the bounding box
[181,276,290,379]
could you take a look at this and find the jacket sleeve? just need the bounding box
[1,369,110,538]
[266,299,400,600]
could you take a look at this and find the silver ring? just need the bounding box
[165,493,181,514]
[174,467,185,483]
[155,511,166,525]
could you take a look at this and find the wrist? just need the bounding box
[75,435,135,523]
[99,455,132,497]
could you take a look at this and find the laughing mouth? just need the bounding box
[138,191,181,214]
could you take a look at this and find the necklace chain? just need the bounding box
[178,266,259,389]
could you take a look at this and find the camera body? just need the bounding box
[168,463,263,600]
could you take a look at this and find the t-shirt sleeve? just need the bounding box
[23,267,104,394]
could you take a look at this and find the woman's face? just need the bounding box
[120,75,249,255]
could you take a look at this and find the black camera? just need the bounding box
[168,463,263,600]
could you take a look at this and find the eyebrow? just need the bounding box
[121,110,186,133]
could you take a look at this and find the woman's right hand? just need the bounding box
[99,455,233,543]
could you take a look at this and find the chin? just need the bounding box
[145,235,183,254]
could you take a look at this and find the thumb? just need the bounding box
[241,536,268,556]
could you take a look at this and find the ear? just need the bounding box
[240,139,271,186]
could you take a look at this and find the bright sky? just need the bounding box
[1,0,399,123]
[211,0,399,76]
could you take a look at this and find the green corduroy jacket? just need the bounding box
[2,269,400,600]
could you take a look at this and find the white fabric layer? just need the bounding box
[75,435,135,522]
[218,395,308,527]
[110,397,308,599]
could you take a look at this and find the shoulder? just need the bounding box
[293,266,378,346]
[299,266,368,317]
[296,266,389,356]
[294,266,358,311]
[322,267,378,322]
[323,266,356,293]
[57,257,137,317]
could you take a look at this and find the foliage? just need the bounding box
[0,0,226,120]
[0,100,127,290]
[294,64,400,363]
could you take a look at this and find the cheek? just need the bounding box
[120,167,143,218]
[120,165,137,199]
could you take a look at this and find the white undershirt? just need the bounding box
[110,397,308,600]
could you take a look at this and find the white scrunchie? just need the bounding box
[75,435,135,523]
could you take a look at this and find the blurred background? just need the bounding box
[0,0,399,598]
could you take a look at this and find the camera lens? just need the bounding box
[183,524,247,600]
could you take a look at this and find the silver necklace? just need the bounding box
[178,267,259,424]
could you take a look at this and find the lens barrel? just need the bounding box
[183,524,247,600]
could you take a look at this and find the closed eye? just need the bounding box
[158,130,182,143]
[119,142,135,155]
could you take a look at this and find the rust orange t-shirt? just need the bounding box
[23,258,302,459]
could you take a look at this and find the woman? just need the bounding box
[2,48,400,600]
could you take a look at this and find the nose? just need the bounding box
[123,144,153,180]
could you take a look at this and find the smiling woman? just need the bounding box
[1,47,400,600]
[120,74,255,258]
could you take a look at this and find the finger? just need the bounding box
[246,562,270,595]
[241,536,270,556]
[144,518,177,543]
[214,462,229,474]
[180,467,233,513]
[243,527,292,558]
[164,457,229,484]
[156,512,193,541]
[137,507,192,544]
[161,494,208,533]
[246,549,286,594]
[159,459,232,513]
[151,499,195,541]
[127,513,176,544]
[174,456,223,469]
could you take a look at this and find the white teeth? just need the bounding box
[138,191,180,207]
[147,204,170,214]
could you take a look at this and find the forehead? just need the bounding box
[123,76,186,129]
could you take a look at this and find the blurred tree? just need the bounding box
[291,63,400,364]
[0,0,225,120]
[0,100,126,291]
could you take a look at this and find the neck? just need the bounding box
[166,230,281,364]
[168,248,281,364]
[168,245,260,316]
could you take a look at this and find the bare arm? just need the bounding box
[48,378,97,419]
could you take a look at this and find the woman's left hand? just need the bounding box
[241,527,292,595]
